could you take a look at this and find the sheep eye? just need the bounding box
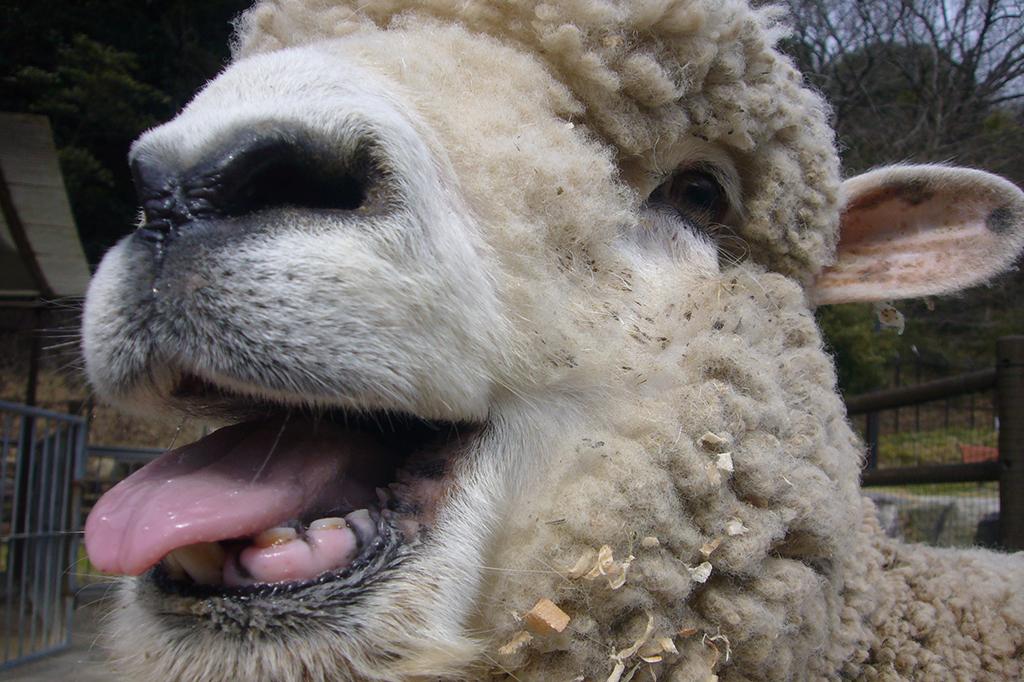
[651,169,729,227]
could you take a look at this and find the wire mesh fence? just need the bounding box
[854,392,998,469]
[864,482,1000,548]
[848,360,1012,550]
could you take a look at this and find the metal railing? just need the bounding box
[0,400,87,670]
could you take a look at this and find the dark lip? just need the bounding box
[150,514,409,600]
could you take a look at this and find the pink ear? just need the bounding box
[810,165,1024,305]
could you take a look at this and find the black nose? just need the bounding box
[131,128,370,242]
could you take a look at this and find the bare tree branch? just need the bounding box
[782,0,1024,179]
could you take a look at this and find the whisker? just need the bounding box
[479,652,523,681]
[42,340,83,351]
[166,416,189,451]
[471,564,562,576]
[251,411,290,483]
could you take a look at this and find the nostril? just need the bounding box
[213,136,368,217]
[131,128,373,241]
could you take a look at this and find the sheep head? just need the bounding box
[80,2,1024,680]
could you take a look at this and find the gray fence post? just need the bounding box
[997,336,1024,551]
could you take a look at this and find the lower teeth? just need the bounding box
[254,526,299,548]
[309,517,347,531]
[161,509,397,587]
[343,508,377,545]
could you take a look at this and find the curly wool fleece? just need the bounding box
[483,266,874,679]
[482,264,1022,680]
[234,0,841,282]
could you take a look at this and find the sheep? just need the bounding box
[79,1,1024,680]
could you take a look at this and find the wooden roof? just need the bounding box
[0,113,91,301]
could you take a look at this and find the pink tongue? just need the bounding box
[85,419,379,576]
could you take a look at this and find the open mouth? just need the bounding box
[84,374,479,596]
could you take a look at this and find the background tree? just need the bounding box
[781,0,1024,393]
[1,0,251,262]
[784,0,1024,179]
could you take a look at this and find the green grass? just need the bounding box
[877,426,996,468]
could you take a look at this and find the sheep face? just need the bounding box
[82,29,728,681]
[80,8,1024,682]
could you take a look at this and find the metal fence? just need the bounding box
[848,336,1023,551]
[75,445,163,587]
[0,400,86,670]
